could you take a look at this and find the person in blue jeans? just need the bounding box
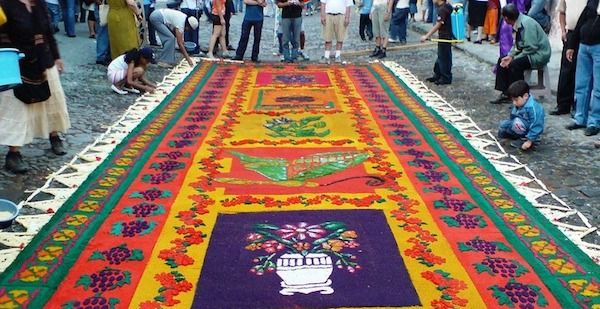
[233,0,267,61]
[420,0,453,85]
[497,80,545,151]
[143,0,158,45]
[46,0,61,33]
[59,0,77,37]
[277,0,303,62]
[180,0,202,54]
[565,0,600,136]
[94,4,111,65]
[390,0,409,43]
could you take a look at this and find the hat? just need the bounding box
[187,16,199,30]
[139,47,156,64]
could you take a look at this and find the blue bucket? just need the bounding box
[0,48,24,92]
[0,199,19,229]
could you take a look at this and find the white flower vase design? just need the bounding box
[276,253,335,296]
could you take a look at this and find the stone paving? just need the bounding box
[0,10,598,239]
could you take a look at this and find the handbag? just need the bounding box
[99,1,109,26]
[13,80,51,104]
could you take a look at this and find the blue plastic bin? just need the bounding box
[0,199,19,229]
[0,48,24,92]
[451,4,465,42]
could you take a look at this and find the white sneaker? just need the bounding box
[111,85,128,95]
[388,38,399,43]
[319,56,330,64]
[206,53,217,59]
[334,56,342,63]
[122,86,140,94]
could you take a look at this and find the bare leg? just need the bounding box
[208,25,223,58]
[219,26,228,56]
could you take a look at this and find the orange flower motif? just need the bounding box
[341,230,358,239]
[323,239,344,252]
[245,243,261,251]
[293,242,311,251]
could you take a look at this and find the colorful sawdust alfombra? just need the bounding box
[0,62,598,309]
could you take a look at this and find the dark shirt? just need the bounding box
[0,0,60,79]
[437,2,453,40]
[245,3,265,21]
[278,0,303,18]
[568,0,600,49]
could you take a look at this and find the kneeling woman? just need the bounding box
[107,47,157,95]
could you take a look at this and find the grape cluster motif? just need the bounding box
[163,151,184,160]
[145,172,174,185]
[476,257,528,278]
[428,185,456,196]
[76,268,131,294]
[435,199,474,212]
[137,188,164,201]
[490,280,547,309]
[66,296,118,309]
[459,237,512,255]
[131,202,159,217]
[121,220,150,237]
[102,246,132,265]
[154,160,182,172]
[443,214,487,229]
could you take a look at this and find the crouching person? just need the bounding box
[498,80,545,151]
[107,47,157,95]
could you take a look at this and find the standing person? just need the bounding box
[95,0,111,65]
[224,0,236,50]
[107,0,141,58]
[467,0,486,42]
[359,0,374,40]
[552,0,586,115]
[565,0,600,136]
[420,0,453,85]
[149,8,197,65]
[490,4,551,104]
[0,0,71,173]
[277,0,304,63]
[319,0,353,63]
[180,0,202,54]
[82,0,96,38]
[233,0,267,62]
[483,0,499,44]
[45,0,61,33]
[207,0,231,58]
[390,0,409,44]
[369,0,394,58]
[143,0,158,46]
[409,0,417,21]
[298,24,309,60]
[59,0,77,36]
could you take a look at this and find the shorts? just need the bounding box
[211,14,222,25]
[107,69,127,84]
[322,14,347,42]
[371,4,390,38]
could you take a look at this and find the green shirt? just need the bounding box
[509,14,551,69]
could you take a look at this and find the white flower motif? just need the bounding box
[277,222,326,240]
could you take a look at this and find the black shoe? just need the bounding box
[369,47,381,57]
[5,152,27,174]
[67,34,76,38]
[435,80,451,85]
[50,135,67,155]
[232,56,243,61]
[584,126,600,136]
[425,76,439,83]
[227,45,236,51]
[251,59,261,63]
[549,108,570,115]
[377,50,387,59]
[490,94,511,104]
[565,123,586,130]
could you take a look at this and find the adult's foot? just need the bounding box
[565,123,586,130]
[5,151,27,174]
[425,76,438,82]
[584,126,600,136]
[434,80,451,85]
[369,47,381,57]
[489,94,511,104]
[232,56,243,61]
[377,50,386,59]
[49,135,67,156]
[549,108,570,115]
[227,45,236,51]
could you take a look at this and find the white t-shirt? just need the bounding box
[557,0,587,30]
[395,0,409,9]
[321,0,353,14]
[158,9,187,32]
[372,0,387,8]
[181,0,202,9]
[107,55,129,72]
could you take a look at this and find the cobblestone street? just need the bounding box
[1,9,598,235]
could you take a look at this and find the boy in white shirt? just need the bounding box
[319,0,353,63]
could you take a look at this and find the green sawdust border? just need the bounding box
[0,63,217,308]
[372,64,600,307]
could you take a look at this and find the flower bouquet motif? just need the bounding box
[245,221,360,295]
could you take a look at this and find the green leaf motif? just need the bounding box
[75,275,92,290]
[489,285,515,308]
[321,221,347,231]
[89,251,105,261]
[441,216,460,227]
[110,222,124,236]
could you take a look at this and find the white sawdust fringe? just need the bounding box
[382,61,600,264]
[0,58,200,273]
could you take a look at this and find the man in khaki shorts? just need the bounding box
[319,0,353,63]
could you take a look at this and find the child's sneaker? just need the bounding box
[319,56,330,64]
[111,85,128,95]
[334,56,342,63]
